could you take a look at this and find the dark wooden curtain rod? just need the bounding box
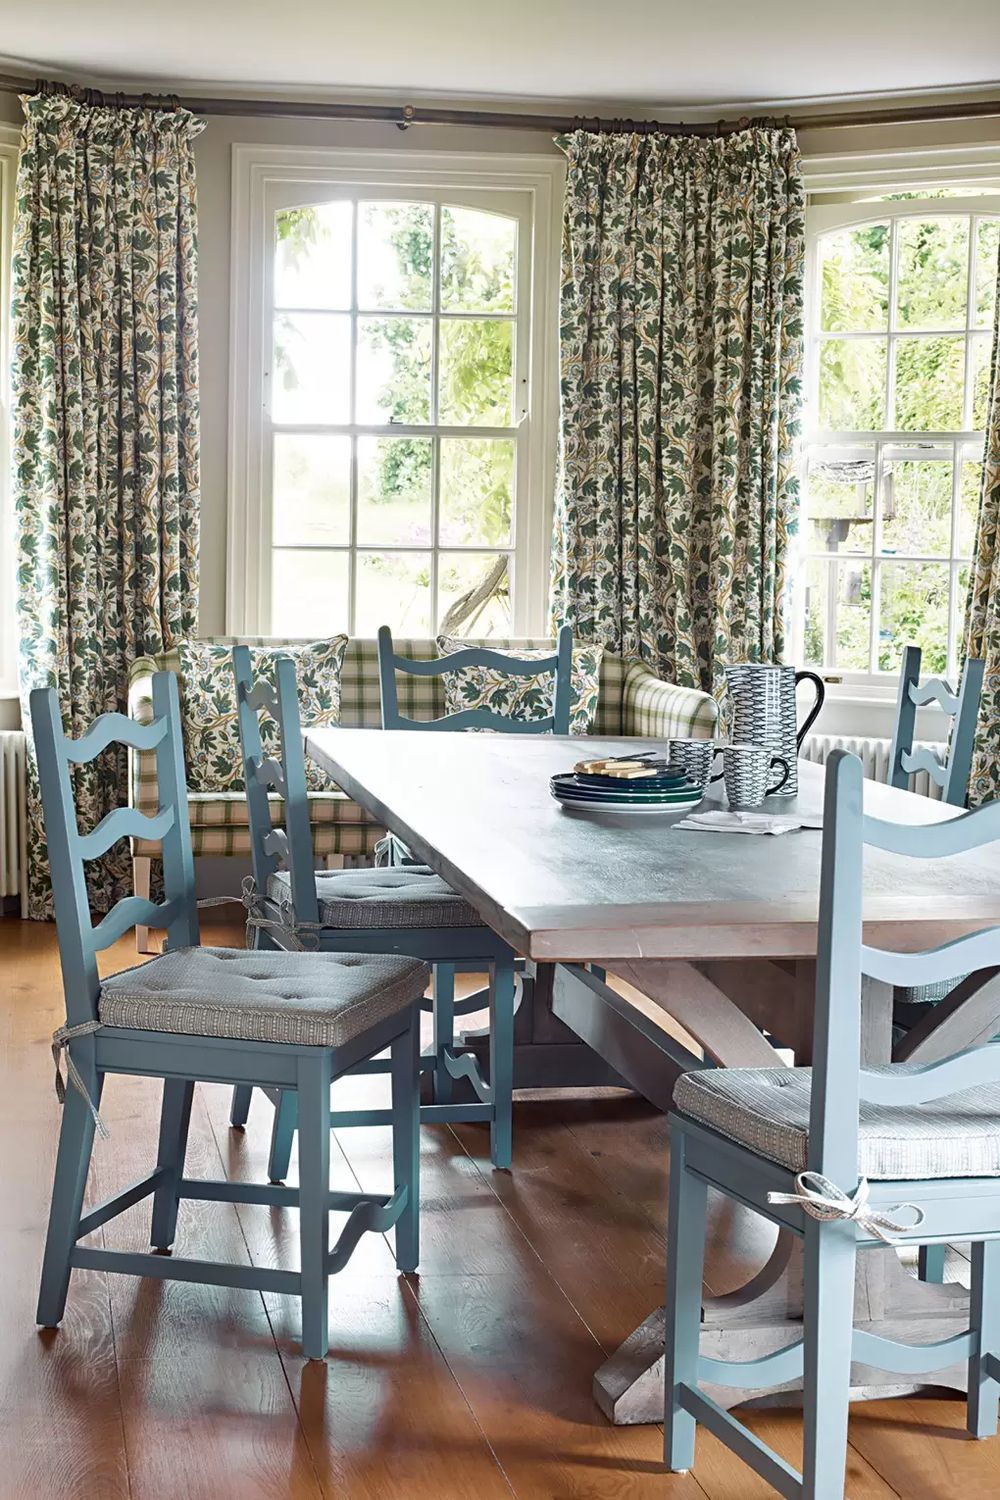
[1,69,999,135]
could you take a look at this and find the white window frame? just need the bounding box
[794,142,1000,716]
[228,144,564,638]
[0,126,20,706]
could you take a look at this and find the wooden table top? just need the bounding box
[305,729,1000,964]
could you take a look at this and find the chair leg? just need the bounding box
[489,956,515,1170]
[968,1240,1000,1438]
[919,1243,947,1282]
[391,1015,420,1273]
[229,1084,253,1128]
[296,1053,331,1360]
[432,962,456,1104]
[150,1078,194,1251]
[36,1074,99,1327]
[248,923,280,953]
[133,856,157,955]
[801,1220,857,1499]
[663,1130,708,1473]
[268,1089,299,1183]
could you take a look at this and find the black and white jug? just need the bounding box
[721,664,825,796]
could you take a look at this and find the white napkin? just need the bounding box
[674,809,823,836]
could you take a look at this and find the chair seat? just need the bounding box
[99,947,429,1049]
[674,1065,1000,1181]
[267,866,483,930]
[895,973,971,1008]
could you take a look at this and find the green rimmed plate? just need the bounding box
[550,776,705,813]
[550,773,703,805]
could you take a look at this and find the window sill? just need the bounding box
[818,684,895,704]
[806,680,947,745]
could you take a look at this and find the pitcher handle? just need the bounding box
[794,671,826,748]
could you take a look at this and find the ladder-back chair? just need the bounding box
[377,623,574,734]
[228,646,517,1176]
[889,643,986,1282]
[31,671,424,1359]
[664,750,1000,1498]
[888,644,984,807]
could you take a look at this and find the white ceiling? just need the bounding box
[2,0,999,109]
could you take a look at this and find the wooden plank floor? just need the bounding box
[0,914,993,1499]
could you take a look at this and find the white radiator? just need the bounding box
[801,733,944,802]
[0,730,28,916]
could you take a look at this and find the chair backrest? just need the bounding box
[377,624,574,733]
[231,646,319,925]
[810,749,1000,1185]
[30,672,199,1026]
[888,644,984,807]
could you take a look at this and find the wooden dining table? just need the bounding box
[305,726,1000,1425]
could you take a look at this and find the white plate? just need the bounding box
[552,792,704,816]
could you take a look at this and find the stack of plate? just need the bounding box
[550,758,705,815]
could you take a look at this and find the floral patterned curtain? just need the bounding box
[965,253,1000,805]
[552,127,804,693]
[13,92,202,918]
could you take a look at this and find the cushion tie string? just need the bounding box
[51,1022,109,1139]
[766,1171,924,1244]
[197,877,323,952]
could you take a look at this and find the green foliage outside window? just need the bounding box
[271,199,518,633]
[810,207,1000,675]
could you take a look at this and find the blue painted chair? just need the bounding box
[31,671,425,1360]
[376,622,579,1105]
[377,623,574,735]
[375,624,573,872]
[888,643,984,807]
[889,644,985,1282]
[227,647,518,1177]
[664,749,1000,1498]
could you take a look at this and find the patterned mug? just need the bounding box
[715,743,790,811]
[667,738,720,788]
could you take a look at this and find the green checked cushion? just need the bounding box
[436,636,603,734]
[178,636,348,794]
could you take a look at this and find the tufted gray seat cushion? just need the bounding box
[267,865,482,930]
[674,1065,1000,1181]
[99,947,429,1048]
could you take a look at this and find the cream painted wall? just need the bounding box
[797,110,1000,161]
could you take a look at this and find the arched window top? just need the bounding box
[274,198,519,319]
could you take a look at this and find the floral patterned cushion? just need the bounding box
[436,637,603,734]
[178,636,348,793]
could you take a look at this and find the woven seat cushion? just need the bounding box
[674,1065,1000,1181]
[268,866,483,930]
[99,947,428,1048]
[896,974,971,1007]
